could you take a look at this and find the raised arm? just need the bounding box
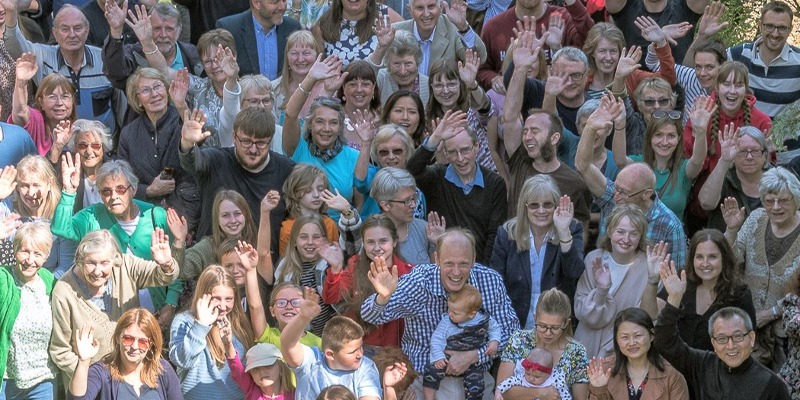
[237,241,267,337]
[502,31,545,156]
[685,96,714,179]
[683,2,727,66]
[697,123,736,210]
[256,191,280,284]
[126,3,176,81]
[69,324,100,398]
[610,94,633,168]
[577,93,623,197]
[11,52,36,129]
[353,110,376,181]
[280,287,321,368]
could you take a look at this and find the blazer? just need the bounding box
[489,219,584,327]
[392,15,488,76]
[588,358,689,400]
[216,10,302,77]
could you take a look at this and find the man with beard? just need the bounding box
[179,106,293,245]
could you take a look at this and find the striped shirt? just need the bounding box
[645,46,708,126]
[728,39,800,117]
[361,263,520,371]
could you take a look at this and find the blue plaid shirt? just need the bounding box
[595,178,688,271]
[361,263,519,371]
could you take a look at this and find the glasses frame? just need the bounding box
[75,142,103,151]
[712,331,750,345]
[762,23,790,35]
[387,196,418,208]
[121,334,151,350]
[235,134,271,150]
[534,323,567,334]
[525,201,556,211]
[99,185,132,197]
[273,298,302,308]
[652,110,682,120]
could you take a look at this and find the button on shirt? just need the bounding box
[254,17,279,80]
[444,162,484,195]
[414,23,435,75]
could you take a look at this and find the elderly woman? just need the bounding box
[51,160,185,328]
[0,222,58,398]
[219,74,284,153]
[354,124,426,219]
[50,229,179,384]
[700,125,771,232]
[272,30,323,125]
[60,120,112,213]
[498,288,589,400]
[490,175,584,329]
[587,308,689,400]
[376,30,429,108]
[10,52,76,159]
[380,90,427,147]
[723,166,800,370]
[70,308,183,400]
[370,167,441,265]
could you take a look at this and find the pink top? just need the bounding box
[8,108,50,156]
[228,352,296,400]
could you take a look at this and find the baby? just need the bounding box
[495,347,572,400]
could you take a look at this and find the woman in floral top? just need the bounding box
[497,288,590,400]
[780,267,800,398]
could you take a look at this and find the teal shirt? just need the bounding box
[170,44,185,71]
[630,156,693,219]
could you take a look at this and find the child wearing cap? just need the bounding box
[224,339,296,400]
[494,347,572,400]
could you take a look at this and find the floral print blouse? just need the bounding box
[501,328,590,390]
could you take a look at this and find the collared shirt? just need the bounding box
[361,263,519,371]
[526,235,546,330]
[253,16,279,80]
[595,178,688,272]
[170,43,185,71]
[444,162,484,195]
[413,22,435,75]
[728,38,800,117]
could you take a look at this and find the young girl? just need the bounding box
[274,214,338,336]
[280,164,342,257]
[224,340,295,400]
[169,265,255,400]
[322,214,413,348]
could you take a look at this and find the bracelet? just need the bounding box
[297,84,311,96]
[614,126,626,131]
[143,46,159,55]
[458,26,470,35]
[647,279,659,285]
[559,237,573,244]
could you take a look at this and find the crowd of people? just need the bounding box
[0,0,799,398]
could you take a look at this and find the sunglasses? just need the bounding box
[378,148,405,157]
[642,98,671,107]
[121,335,151,349]
[75,142,103,151]
[99,185,132,197]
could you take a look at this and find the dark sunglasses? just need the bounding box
[75,142,103,151]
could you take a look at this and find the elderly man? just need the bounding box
[102,2,203,90]
[361,229,519,400]
[576,96,687,271]
[655,302,790,399]
[392,0,487,76]
[216,0,301,79]
[406,113,507,265]
[2,2,126,140]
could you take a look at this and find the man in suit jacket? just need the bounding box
[216,0,301,79]
[392,0,487,76]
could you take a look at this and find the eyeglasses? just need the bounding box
[236,134,270,150]
[44,93,73,103]
[137,82,166,97]
[565,72,586,82]
[57,25,87,35]
[535,323,566,334]
[387,196,418,208]
[652,110,682,120]
[614,186,649,199]
[762,23,790,35]
[378,148,405,157]
[712,332,750,345]
[642,98,671,107]
[444,145,474,159]
[526,202,556,211]
[99,185,132,197]
[121,335,151,350]
[431,82,460,92]
[201,58,220,67]
[273,298,302,308]
[244,97,273,107]
[75,142,102,151]
[736,148,764,158]
[763,197,794,208]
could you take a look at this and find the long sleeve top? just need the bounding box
[428,311,502,362]
[228,351,294,400]
[67,359,184,400]
[588,358,689,400]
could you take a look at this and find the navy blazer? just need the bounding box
[490,220,585,327]
[216,10,302,77]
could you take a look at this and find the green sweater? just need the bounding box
[0,266,55,380]
[51,191,183,308]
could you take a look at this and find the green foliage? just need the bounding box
[712,0,800,46]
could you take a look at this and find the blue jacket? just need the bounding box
[68,358,183,400]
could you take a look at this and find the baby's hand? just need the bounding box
[485,340,500,356]
[494,389,504,400]
[434,359,448,369]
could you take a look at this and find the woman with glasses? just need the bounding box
[50,229,179,386]
[587,308,689,400]
[10,52,76,160]
[51,159,187,329]
[218,74,284,153]
[722,167,800,370]
[612,93,712,220]
[69,308,182,400]
[497,288,590,400]
[58,120,113,214]
[490,175,584,329]
[575,204,659,359]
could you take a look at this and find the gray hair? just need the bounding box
[70,119,112,152]
[75,230,124,272]
[737,126,771,171]
[708,306,753,337]
[303,97,346,142]
[551,47,589,72]
[759,166,800,209]
[55,4,89,27]
[96,160,139,189]
[151,2,182,28]
[239,74,274,102]
[384,30,422,65]
[370,167,417,202]
[576,99,601,126]
[13,221,53,255]
[370,124,414,164]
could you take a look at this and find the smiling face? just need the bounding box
[763,190,798,227]
[431,76,460,110]
[592,38,620,75]
[388,96,421,135]
[551,58,587,102]
[443,129,477,181]
[209,284,236,321]
[217,200,245,237]
[343,78,375,110]
[270,287,303,329]
[287,43,317,77]
[608,216,641,259]
[694,52,721,90]
[254,0,287,28]
[14,242,48,283]
[136,77,168,117]
[389,54,419,88]
[409,0,441,36]
[99,175,134,219]
[39,85,74,123]
[376,135,409,168]
[650,123,680,160]
[120,324,151,367]
[75,131,105,170]
[296,222,324,262]
[711,315,755,368]
[310,106,342,150]
[638,87,673,123]
[717,72,747,115]
[760,10,792,54]
[616,321,652,362]
[692,240,723,285]
[381,186,416,224]
[363,226,396,262]
[80,247,116,291]
[298,176,326,214]
[201,45,226,84]
[16,173,50,215]
[435,236,474,294]
[151,13,180,55]
[522,114,558,161]
[526,193,556,231]
[220,251,246,288]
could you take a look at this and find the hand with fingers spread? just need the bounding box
[308,54,342,82]
[166,208,188,246]
[442,0,469,32]
[373,14,395,48]
[593,257,612,290]
[426,211,446,243]
[261,190,281,213]
[353,109,376,145]
[0,166,17,200]
[368,255,399,304]
[721,196,745,232]
[457,49,480,88]
[689,95,717,129]
[126,4,153,42]
[15,52,38,82]
[218,316,233,345]
[635,16,669,47]
[74,324,100,362]
[52,120,73,150]
[105,0,128,38]
[236,241,259,272]
[317,241,344,274]
[697,2,728,38]
[430,109,468,143]
[383,362,408,388]
[0,213,22,241]
[614,46,642,79]
[553,195,574,237]
[169,68,190,107]
[215,45,239,82]
[323,62,348,96]
[545,13,565,50]
[646,241,669,283]
[61,153,81,194]
[585,92,624,133]
[513,31,544,70]
[180,109,211,150]
[321,189,351,213]
[544,70,569,98]
[150,228,174,267]
[718,123,739,163]
[662,22,693,45]
[587,357,611,388]
[512,15,536,38]
[299,287,322,321]
[196,293,221,326]
[660,259,686,307]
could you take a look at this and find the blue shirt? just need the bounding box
[253,17,279,80]
[170,43,185,71]
[293,345,382,400]
[444,162,484,195]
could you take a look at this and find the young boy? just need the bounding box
[280,287,381,400]
[423,285,502,400]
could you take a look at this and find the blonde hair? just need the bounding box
[125,67,169,114]
[503,175,561,251]
[277,215,328,284]
[14,155,61,219]
[598,204,649,253]
[12,221,53,255]
[283,164,329,217]
[535,288,574,337]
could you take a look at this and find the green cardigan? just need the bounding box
[51,191,183,308]
[0,266,55,380]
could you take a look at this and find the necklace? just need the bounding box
[627,362,649,381]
